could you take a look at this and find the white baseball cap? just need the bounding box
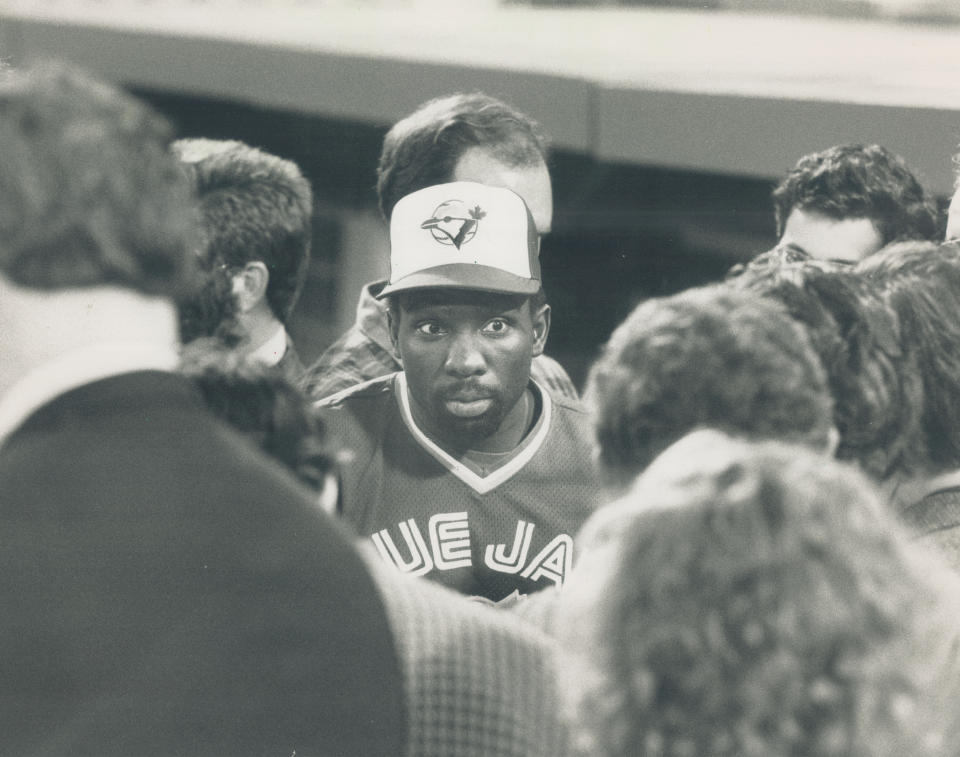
[379,181,541,298]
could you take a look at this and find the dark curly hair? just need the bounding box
[585,285,833,490]
[728,249,924,480]
[560,430,960,757]
[772,144,939,246]
[180,344,334,494]
[856,240,960,473]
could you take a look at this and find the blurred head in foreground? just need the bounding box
[179,342,336,509]
[856,240,960,483]
[727,246,922,481]
[0,62,197,397]
[560,429,960,757]
[585,285,834,493]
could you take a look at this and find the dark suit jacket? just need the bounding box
[0,370,406,757]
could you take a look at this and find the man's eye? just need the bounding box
[483,319,509,334]
[416,322,445,336]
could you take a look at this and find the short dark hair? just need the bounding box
[772,143,939,246]
[585,285,833,489]
[180,344,334,492]
[560,429,960,757]
[376,92,548,221]
[728,250,924,480]
[856,240,960,473]
[174,138,313,322]
[0,63,197,297]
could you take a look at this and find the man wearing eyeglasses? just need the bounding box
[773,143,939,263]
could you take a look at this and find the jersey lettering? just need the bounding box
[429,512,472,569]
[484,519,535,574]
[370,513,572,586]
[371,518,433,576]
[520,534,573,588]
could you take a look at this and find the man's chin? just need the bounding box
[443,397,495,418]
[437,409,502,448]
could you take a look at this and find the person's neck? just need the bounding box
[469,386,536,454]
[0,283,179,399]
[236,306,284,357]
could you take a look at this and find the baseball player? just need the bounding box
[316,182,601,602]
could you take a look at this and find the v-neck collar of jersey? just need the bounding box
[395,372,552,495]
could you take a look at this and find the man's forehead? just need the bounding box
[398,288,527,313]
[780,207,883,264]
[451,147,553,235]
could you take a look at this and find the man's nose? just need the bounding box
[444,333,486,376]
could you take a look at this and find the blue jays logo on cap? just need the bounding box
[420,201,487,249]
[379,181,541,298]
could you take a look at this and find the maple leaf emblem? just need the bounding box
[421,200,483,249]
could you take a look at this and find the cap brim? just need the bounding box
[377,263,541,298]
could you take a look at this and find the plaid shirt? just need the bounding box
[302,281,579,401]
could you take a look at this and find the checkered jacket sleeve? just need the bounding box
[301,326,400,401]
[509,585,563,637]
[361,550,573,757]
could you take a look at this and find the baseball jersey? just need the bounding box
[316,373,601,601]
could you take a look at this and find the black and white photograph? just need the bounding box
[1,1,959,754]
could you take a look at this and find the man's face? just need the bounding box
[946,184,960,241]
[452,147,553,235]
[390,288,549,450]
[779,208,884,264]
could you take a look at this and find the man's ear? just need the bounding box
[531,303,550,358]
[231,261,270,313]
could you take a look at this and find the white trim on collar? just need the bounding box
[0,340,179,451]
[395,372,552,495]
[248,323,288,367]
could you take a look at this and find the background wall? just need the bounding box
[3,2,958,387]
[131,88,775,386]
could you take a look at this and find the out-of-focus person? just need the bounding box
[174,137,313,380]
[856,239,960,569]
[0,64,405,756]
[511,282,836,632]
[560,429,960,757]
[727,245,923,482]
[585,284,835,495]
[179,341,338,508]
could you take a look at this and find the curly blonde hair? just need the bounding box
[560,430,960,757]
